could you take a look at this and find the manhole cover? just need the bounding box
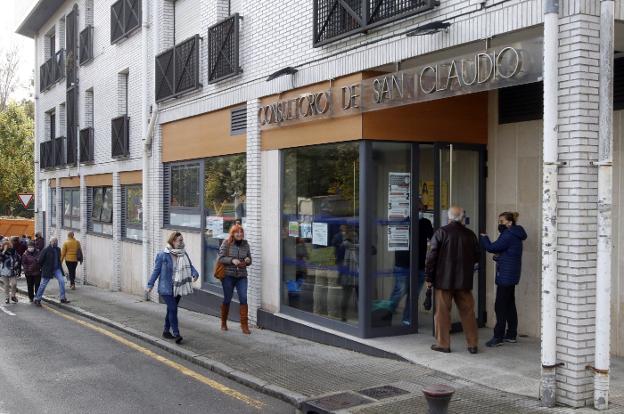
[301,392,375,413]
[358,385,410,400]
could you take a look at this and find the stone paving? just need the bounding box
[11,279,624,413]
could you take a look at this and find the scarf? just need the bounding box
[165,244,194,297]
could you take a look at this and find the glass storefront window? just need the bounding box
[91,187,113,235]
[168,163,201,228]
[62,188,80,229]
[202,154,247,286]
[281,142,360,324]
[50,188,56,227]
[124,185,143,241]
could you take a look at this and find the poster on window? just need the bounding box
[288,221,300,238]
[388,173,410,220]
[300,222,312,239]
[388,225,410,251]
[312,222,328,246]
[206,216,224,238]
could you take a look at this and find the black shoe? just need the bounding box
[504,336,517,343]
[60,299,71,304]
[33,300,41,307]
[174,335,183,344]
[430,344,451,353]
[11,296,17,303]
[4,298,8,304]
[468,347,478,354]
[486,337,504,347]
[162,332,175,339]
[29,299,33,303]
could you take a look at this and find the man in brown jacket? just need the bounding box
[425,206,480,354]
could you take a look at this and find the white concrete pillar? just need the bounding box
[111,171,121,291]
[79,175,87,285]
[246,99,262,323]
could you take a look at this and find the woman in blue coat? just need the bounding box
[147,231,199,344]
[480,212,527,347]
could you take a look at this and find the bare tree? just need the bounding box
[0,47,20,112]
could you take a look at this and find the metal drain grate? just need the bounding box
[357,385,410,400]
[301,392,375,413]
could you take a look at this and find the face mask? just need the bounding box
[498,224,507,233]
[418,211,424,219]
[27,248,34,252]
[176,242,185,249]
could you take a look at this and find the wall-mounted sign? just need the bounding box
[258,38,543,129]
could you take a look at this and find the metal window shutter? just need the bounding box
[163,165,170,226]
[498,82,544,124]
[230,106,247,135]
[121,187,127,238]
[87,188,93,232]
[614,57,624,110]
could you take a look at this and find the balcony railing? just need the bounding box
[80,25,94,65]
[155,34,201,102]
[313,0,438,46]
[79,127,94,163]
[53,136,66,167]
[40,141,54,169]
[208,14,242,84]
[111,0,141,44]
[39,50,65,92]
[111,115,130,158]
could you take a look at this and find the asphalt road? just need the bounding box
[0,296,294,414]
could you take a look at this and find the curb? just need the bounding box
[14,286,308,409]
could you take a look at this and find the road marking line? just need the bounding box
[0,306,15,316]
[44,305,265,409]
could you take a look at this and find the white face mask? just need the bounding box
[27,248,35,253]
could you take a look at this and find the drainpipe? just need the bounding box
[141,0,154,291]
[540,0,560,407]
[592,0,614,410]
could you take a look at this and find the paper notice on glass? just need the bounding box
[206,216,224,237]
[300,222,312,239]
[288,221,300,238]
[388,172,410,221]
[388,225,410,251]
[312,222,328,246]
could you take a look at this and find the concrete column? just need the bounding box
[148,126,164,303]
[246,99,262,323]
[111,171,122,291]
[554,3,601,408]
[55,180,61,237]
[79,175,87,285]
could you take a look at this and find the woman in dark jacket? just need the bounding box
[0,240,21,304]
[480,212,527,347]
[217,224,252,334]
[22,241,41,302]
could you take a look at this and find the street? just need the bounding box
[0,294,293,414]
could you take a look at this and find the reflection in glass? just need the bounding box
[50,189,56,227]
[202,154,247,286]
[125,185,142,240]
[281,142,360,324]
[169,163,201,227]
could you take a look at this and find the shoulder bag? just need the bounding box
[213,241,229,281]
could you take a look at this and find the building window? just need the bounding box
[166,162,201,228]
[110,0,142,44]
[202,154,246,286]
[123,185,142,241]
[50,188,57,227]
[281,142,360,324]
[91,187,113,236]
[62,188,80,230]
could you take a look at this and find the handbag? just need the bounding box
[423,286,433,311]
[213,242,229,281]
[77,247,84,264]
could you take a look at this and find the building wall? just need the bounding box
[85,234,113,289]
[120,241,143,296]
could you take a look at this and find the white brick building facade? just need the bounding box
[17,0,624,408]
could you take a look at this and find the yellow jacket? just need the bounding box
[61,238,82,263]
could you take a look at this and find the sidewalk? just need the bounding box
[10,279,624,413]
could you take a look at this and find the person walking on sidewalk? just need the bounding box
[34,237,70,306]
[425,206,481,354]
[34,232,45,251]
[480,212,527,347]
[147,231,199,344]
[0,240,21,304]
[22,241,42,303]
[218,224,253,334]
[61,232,82,290]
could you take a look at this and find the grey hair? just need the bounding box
[447,206,465,223]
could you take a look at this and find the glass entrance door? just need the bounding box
[434,144,486,332]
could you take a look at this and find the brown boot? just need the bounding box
[240,304,251,335]
[220,304,229,331]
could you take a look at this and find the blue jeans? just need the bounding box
[222,276,248,305]
[35,269,66,301]
[388,268,426,324]
[162,295,181,336]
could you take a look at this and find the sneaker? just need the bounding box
[33,300,42,307]
[60,299,71,304]
[174,335,183,344]
[11,296,17,303]
[4,298,8,304]
[485,337,504,347]
[504,336,517,343]
[162,332,175,339]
